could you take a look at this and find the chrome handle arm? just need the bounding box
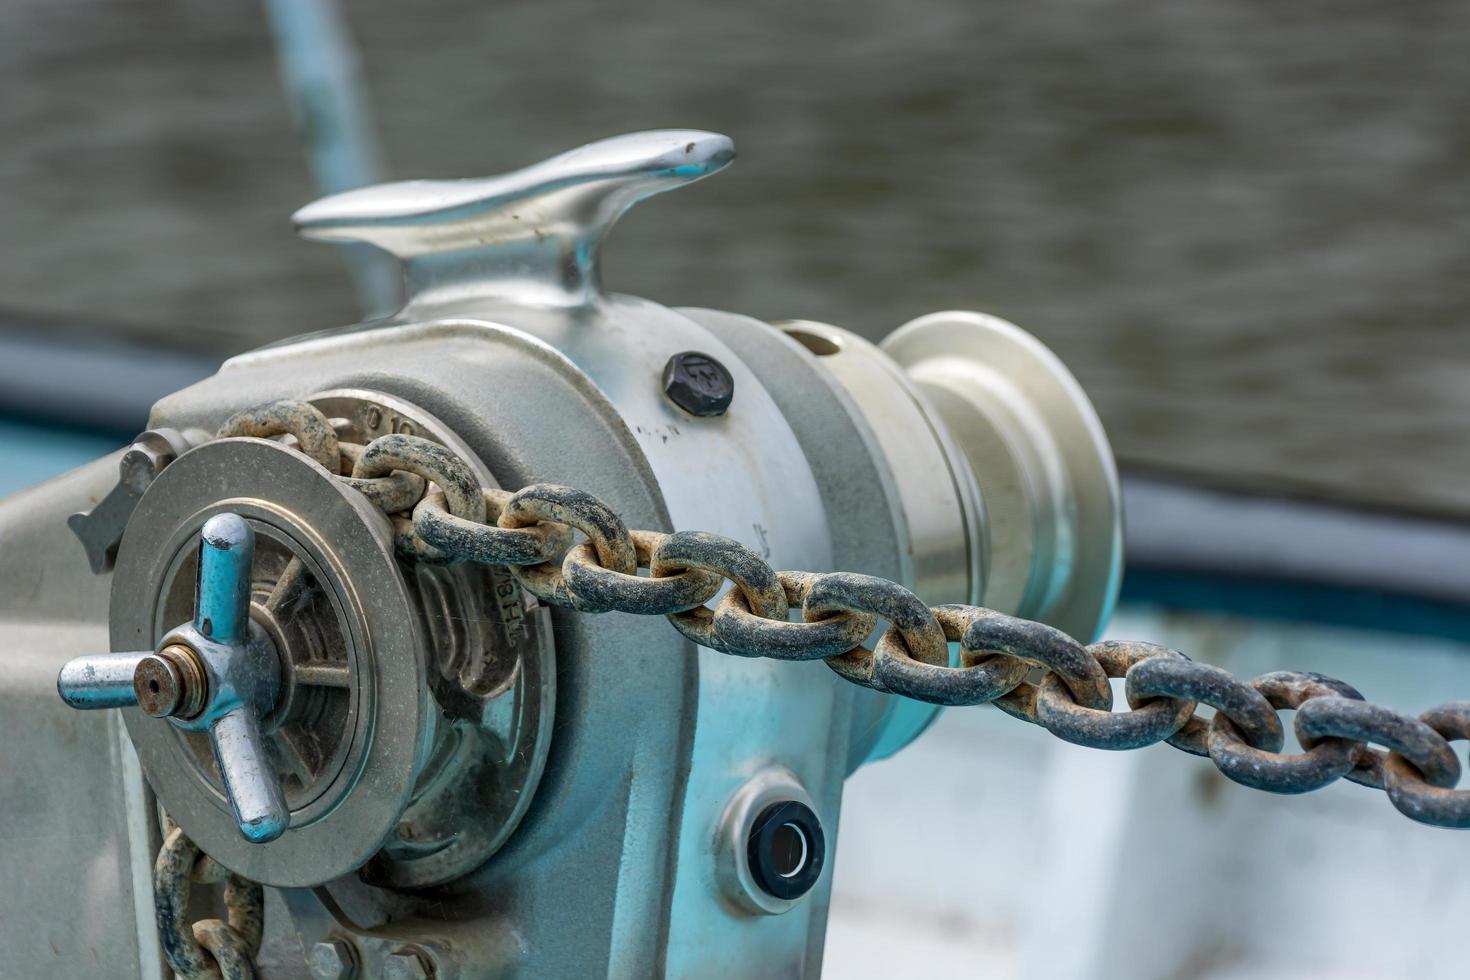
[188,514,288,842]
[210,704,289,843]
[55,513,288,843]
[195,510,255,644]
[55,651,150,709]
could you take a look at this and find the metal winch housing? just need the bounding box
[110,392,554,889]
[48,130,1121,977]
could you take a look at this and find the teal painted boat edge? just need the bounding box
[1120,568,1470,647]
[0,417,122,497]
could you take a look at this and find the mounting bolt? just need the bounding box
[308,937,358,979]
[384,947,434,980]
[662,351,734,417]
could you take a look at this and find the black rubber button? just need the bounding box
[747,800,825,900]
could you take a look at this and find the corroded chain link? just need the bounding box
[238,402,1470,830]
[154,820,264,980]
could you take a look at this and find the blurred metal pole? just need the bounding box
[262,0,401,317]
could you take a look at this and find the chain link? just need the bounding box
[253,404,1470,832]
[150,400,1470,978]
[154,823,264,980]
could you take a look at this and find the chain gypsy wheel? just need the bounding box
[114,436,427,887]
[112,390,556,889]
[310,390,556,890]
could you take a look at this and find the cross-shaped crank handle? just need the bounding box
[56,514,289,843]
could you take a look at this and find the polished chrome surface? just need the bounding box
[777,319,988,609]
[164,512,289,843]
[195,514,256,645]
[158,519,356,821]
[767,316,994,768]
[207,682,288,843]
[57,510,293,844]
[884,310,1123,642]
[293,129,734,310]
[55,650,147,709]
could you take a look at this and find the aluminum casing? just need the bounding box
[137,292,898,976]
[4,130,1121,977]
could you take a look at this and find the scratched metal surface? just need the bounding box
[2,0,1468,515]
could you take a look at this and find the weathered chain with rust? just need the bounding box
[221,401,1470,831]
[154,815,264,980]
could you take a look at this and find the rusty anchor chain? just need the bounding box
[149,398,1470,975]
[154,819,264,980]
[205,398,1470,832]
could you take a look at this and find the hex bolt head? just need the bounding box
[308,938,358,980]
[384,948,433,980]
[662,351,735,417]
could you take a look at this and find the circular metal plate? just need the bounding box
[152,518,360,822]
[882,311,1123,642]
[114,437,429,887]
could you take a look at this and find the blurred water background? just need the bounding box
[3,0,1468,512]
